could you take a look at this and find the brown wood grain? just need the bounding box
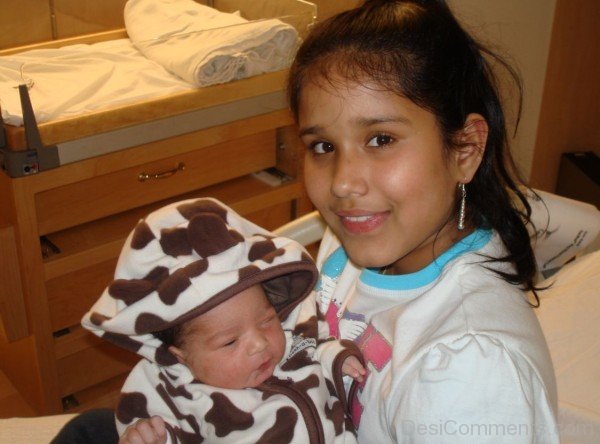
[530,0,600,191]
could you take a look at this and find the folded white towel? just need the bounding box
[124,0,299,87]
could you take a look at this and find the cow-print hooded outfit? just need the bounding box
[82,198,360,443]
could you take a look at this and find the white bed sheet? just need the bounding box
[535,249,600,443]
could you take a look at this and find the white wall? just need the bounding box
[448,0,557,180]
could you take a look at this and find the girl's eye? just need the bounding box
[367,134,394,147]
[310,141,334,154]
[222,339,236,348]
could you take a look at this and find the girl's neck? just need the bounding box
[383,225,475,275]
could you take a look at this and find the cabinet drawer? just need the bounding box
[47,259,117,333]
[36,130,276,235]
[57,341,138,398]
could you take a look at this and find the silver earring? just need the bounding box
[458,183,466,230]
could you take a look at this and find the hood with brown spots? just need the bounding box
[82,197,318,368]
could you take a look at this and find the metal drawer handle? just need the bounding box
[138,162,185,182]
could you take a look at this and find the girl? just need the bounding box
[289,0,558,442]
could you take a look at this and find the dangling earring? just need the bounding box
[458,183,466,231]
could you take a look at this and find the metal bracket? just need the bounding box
[0,84,60,177]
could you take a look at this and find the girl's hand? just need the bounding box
[119,416,167,444]
[342,355,367,383]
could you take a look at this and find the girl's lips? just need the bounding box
[337,211,389,234]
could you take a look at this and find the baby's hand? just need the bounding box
[119,416,167,444]
[342,355,367,383]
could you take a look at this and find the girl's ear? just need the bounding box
[453,113,488,182]
[168,345,186,365]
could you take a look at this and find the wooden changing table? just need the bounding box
[0,31,311,414]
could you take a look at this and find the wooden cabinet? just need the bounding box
[0,55,310,415]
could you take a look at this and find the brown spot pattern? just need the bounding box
[157,269,192,306]
[159,372,193,400]
[248,239,281,262]
[261,248,287,264]
[90,312,111,326]
[206,392,254,436]
[116,392,150,425]
[109,278,156,306]
[172,426,204,443]
[130,221,155,250]
[160,227,192,257]
[325,399,346,436]
[177,200,228,222]
[281,348,314,372]
[296,373,320,393]
[185,258,210,278]
[155,343,178,366]
[144,266,170,286]
[135,312,168,334]
[156,384,201,435]
[238,264,261,281]
[325,378,336,397]
[157,259,208,305]
[256,407,297,443]
[187,214,243,258]
[294,314,319,340]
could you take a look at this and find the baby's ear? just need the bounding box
[453,113,488,181]
[168,345,186,364]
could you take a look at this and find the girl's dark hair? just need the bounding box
[288,0,540,303]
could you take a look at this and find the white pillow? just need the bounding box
[528,190,600,274]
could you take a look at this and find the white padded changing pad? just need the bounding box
[0,0,302,128]
[0,38,193,126]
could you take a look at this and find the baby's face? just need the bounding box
[170,284,286,389]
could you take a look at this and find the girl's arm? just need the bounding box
[388,334,558,443]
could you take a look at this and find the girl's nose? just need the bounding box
[330,151,368,198]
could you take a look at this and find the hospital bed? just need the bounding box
[1,195,600,443]
[0,0,317,415]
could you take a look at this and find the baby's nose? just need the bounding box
[248,333,268,355]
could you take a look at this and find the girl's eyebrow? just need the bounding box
[299,116,412,137]
[298,125,321,137]
[356,115,412,126]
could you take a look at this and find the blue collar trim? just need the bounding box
[359,229,492,290]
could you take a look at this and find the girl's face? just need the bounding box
[170,285,285,389]
[299,77,475,273]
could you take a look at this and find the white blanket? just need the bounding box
[124,0,299,86]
